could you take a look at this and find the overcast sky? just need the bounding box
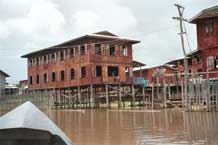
[0,0,217,83]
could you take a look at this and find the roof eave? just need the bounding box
[21,34,140,58]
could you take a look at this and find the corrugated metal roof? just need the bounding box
[21,31,140,58]
[190,5,218,23]
[0,70,9,77]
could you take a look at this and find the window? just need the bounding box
[70,48,75,58]
[109,45,115,56]
[96,66,102,77]
[44,55,47,64]
[207,56,214,69]
[81,67,86,78]
[180,71,184,78]
[207,56,218,69]
[52,72,56,82]
[125,67,129,78]
[205,20,213,33]
[48,54,50,63]
[123,46,128,56]
[43,73,47,83]
[36,57,39,66]
[29,76,33,85]
[60,71,65,81]
[198,69,202,73]
[95,44,101,55]
[80,45,85,56]
[60,50,64,61]
[36,75,40,84]
[108,66,119,77]
[215,57,218,69]
[70,69,75,80]
[29,59,32,67]
[51,53,55,61]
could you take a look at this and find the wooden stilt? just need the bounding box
[142,86,145,108]
[78,86,81,109]
[163,80,167,109]
[118,84,122,109]
[152,83,154,110]
[132,85,135,108]
[181,80,184,109]
[105,84,109,108]
[55,90,58,110]
[90,84,94,108]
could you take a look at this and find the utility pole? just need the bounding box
[173,3,189,110]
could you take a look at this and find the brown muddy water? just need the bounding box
[1,109,218,145]
[47,109,218,145]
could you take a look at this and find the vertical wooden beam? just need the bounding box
[118,84,122,109]
[132,85,135,108]
[142,86,145,107]
[152,83,154,110]
[68,88,70,109]
[157,77,160,99]
[168,83,171,100]
[105,84,109,108]
[90,84,94,108]
[59,89,62,109]
[181,80,184,109]
[78,86,81,109]
[216,81,218,111]
[163,80,167,109]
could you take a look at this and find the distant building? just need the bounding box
[133,65,176,86]
[5,84,18,95]
[0,70,9,96]
[19,80,28,94]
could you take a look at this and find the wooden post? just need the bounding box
[168,83,171,100]
[142,86,145,108]
[216,81,218,111]
[55,90,58,110]
[59,89,62,109]
[181,80,184,109]
[68,88,70,109]
[105,84,109,108]
[118,84,122,108]
[157,77,160,99]
[164,80,167,109]
[90,84,94,108]
[206,69,209,111]
[152,83,154,110]
[78,86,81,109]
[132,85,135,108]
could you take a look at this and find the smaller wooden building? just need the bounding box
[133,64,176,86]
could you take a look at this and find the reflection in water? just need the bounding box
[46,110,218,145]
[1,109,218,145]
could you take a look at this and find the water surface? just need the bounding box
[44,109,218,145]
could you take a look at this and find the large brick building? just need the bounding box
[22,31,140,90]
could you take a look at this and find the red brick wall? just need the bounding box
[197,17,218,49]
